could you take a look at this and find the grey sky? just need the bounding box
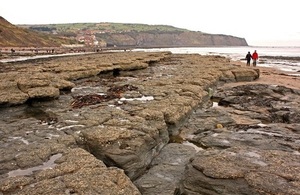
[1,0,299,46]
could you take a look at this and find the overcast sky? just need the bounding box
[1,0,300,46]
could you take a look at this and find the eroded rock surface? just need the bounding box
[178,84,300,195]
[0,52,259,194]
[0,148,141,195]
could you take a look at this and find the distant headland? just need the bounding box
[0,16,247,48]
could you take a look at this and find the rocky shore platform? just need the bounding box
[0,51,299,195]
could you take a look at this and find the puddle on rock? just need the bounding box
[9,137,29,145]
[8,153,62,177]
[56,124,85,131]
[120,96,154,102]
[71,86,106,96]
[211,97,221,108]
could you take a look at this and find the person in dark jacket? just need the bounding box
[245,51,252,66]
[252,50,259,66]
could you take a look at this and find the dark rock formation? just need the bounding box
[177,84,300,194]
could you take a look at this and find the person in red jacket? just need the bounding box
[252,50,258,66]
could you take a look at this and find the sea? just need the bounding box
[133,46,300,73]
[2,46,300,74]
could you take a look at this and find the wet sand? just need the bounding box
[228,61,300,90]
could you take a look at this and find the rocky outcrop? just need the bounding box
[133,83,300,195]
[176,84,300,194]
[134,143,197,194]
[0,52,259,194]
[96,31,248,47]
[0,148,141,195]
[0,52,169,105]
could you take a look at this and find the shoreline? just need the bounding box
[230,60,300,90]
[1,50,299,98]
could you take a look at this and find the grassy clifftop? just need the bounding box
[22,22,189,33]
[22,22,248,47]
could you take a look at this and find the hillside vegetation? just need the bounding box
[22,22,189,33]
[0,16,75,47]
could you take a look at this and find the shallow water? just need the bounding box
[0,52,93,63]
[133,46,300,72]
[120,96,154,101]
[2,47,299,72]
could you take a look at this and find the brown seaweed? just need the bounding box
[71,84,138,108]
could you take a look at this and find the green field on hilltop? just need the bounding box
[22,22,190,33]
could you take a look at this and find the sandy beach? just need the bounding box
[229,60,300,90]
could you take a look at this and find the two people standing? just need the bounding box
[245,50,258,66]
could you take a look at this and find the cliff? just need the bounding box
[0,17,247,48]
[21,22,248,48]
[96,31,248,47]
